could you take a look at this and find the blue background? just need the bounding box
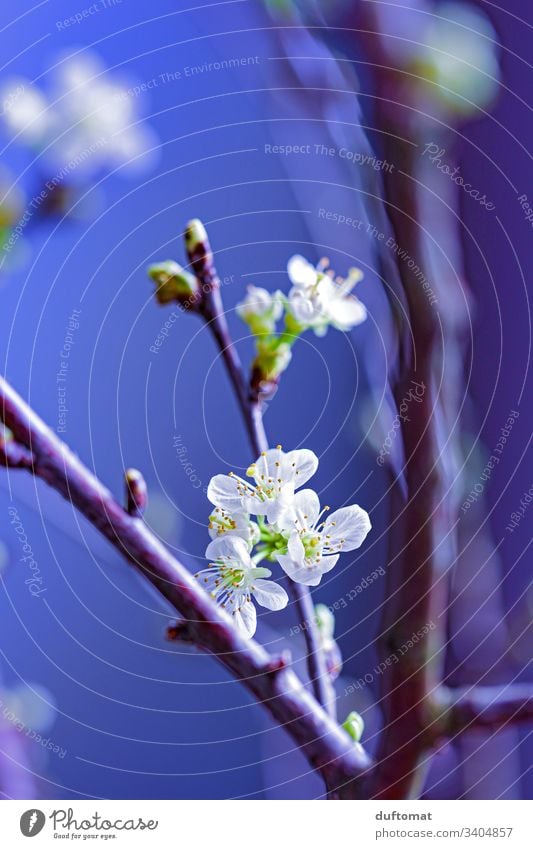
[0,0,531,799]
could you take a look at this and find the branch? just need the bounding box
[357,7,446,800]
[183,219,337,720]
[437,686,533,736]
[185,219,267,457]
[0,375,370,797]
[0,433,35,470]
[288,581,337,719]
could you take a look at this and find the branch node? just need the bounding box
[124,468,148,517]
[265,649,291,674]
[0,430,35,470]
[166,620,196,644]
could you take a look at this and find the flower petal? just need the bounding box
[264,484,295,524]
[327,296,367,330]
[252,579,288,611]
[275,553,323,587]
[279,488,321,531]
[294,488,321,527]
[285,449,319,488]
[317,553,340,574]
[287,255,317,289]
[287,531,306,566]
[205,535,252,567]
[208,511,260,550]
[233,600,257,638]
[324,505,371,551]
[207,474,244,513]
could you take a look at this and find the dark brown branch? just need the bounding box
[0,375,371,797]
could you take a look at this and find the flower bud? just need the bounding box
[315,603,342,680]
[237,285,284,336]
[125,468,148,517]
[253,339,292,383]
[148,260,199,306]
[409,3,499,115]
[315,603,335,639]
[342,710,365,743]
[184,218,208,252]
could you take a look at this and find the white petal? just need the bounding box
[275,553,323,587]
[287,255,317,289]
[288,289,320,323]
[252,579,288,611]
[293,488,321,528]
[327,296,367,330]
[278,488,320,531]
[207,474,244,513]
[324,505,371,551]
[233,600,257,638]
[205,535,252,567]
[264,484,295,524]
[287,532,306,566]
[216,512,259,549]
[251,447,304,487]
[237,285,273,317]
[285,449,319,488]
[317,553,339,574]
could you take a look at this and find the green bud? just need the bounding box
[148,260,199,305]
[315,603,335,639]
[283,309,305,338]
[342,711,365,743]
[254,339,292,382]
[184,218,208,252]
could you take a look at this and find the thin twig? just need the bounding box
[288,580,337,719]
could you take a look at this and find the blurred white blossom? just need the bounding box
[1,51,158,177]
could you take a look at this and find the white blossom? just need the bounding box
[412,3,499,114]
[0,52,158,177]
[207,446,319,525]
[237,285,283,321]
[287,255,366,335]
[196,536,288,638]
[208,508,260,550]
[275,489,371,586]
[0,79,50,144]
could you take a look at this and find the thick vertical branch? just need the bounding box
[357,13,446,800]
[370,138,442,799]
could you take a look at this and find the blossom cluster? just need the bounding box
[236,255,367,385]
[195,446,371,637]
[0,51,157,177]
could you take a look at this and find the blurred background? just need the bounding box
[0,0,531,799]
